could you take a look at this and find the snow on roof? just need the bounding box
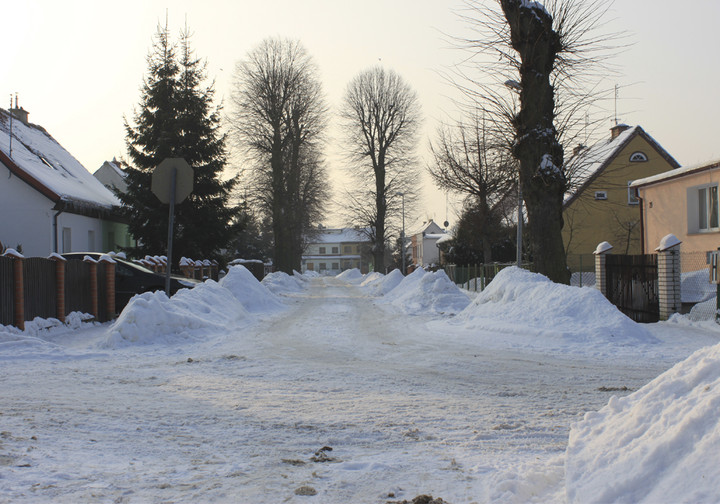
[631,158,720,188]
[0,108,119,208]
[564,125,679,206]
[310,228,369,244]
[564,126,639,204]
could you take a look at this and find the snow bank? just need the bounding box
[104,281,252,348]
[566,341,720,503]
[336,267,364,283]
[360,269,404,296]
[0,313,97,356]
[261,271,307,295]
[457,267,657,348]
[380,267,471,315]
[219,265,285,313]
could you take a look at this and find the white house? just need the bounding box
[0,106,131,256]
[94,158,128,194]
[409,219,448,268]
[302,228,371,274]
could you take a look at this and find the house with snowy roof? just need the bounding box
[562,124,679,269]
[409,219,448,269]
[0,106,132,257]
[93,158,128,194]
[301,227,372,274]
[631,159,720,255]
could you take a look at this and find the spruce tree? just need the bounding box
[119,24,239,265]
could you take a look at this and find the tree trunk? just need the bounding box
[502,0,570,284]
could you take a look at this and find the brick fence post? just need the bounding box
[656,234,682,321]
[3,249,25,330]
[48,253,67,323]
[99,255,116,320]
[593,241,613,297]
[84,256,99,320]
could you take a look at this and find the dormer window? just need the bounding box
[629,151,648,162]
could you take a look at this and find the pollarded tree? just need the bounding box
[450,0,621,284]
[340,67,422,273]
[119,24,240,263]
[230,38,328,273]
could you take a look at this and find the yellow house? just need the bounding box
[631,159,720,255]
[563,124,679,269]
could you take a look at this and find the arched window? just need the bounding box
[629,151,648,162]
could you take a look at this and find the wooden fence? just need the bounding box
[1,254,114,329]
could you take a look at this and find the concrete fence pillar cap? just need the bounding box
[2,248,24,259]
[594,241,613,255]
[655,234,682,252]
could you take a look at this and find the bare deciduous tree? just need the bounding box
[230,38,328,273]
[429,113,517,262]
[340,66,422,272]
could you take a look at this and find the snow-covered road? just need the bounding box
[0,274,708,503]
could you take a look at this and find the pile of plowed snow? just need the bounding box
[336,268,364,283]
[566,341,720,503]
[261,271,308,295]
[105,265,286,348]
[219,265,284,313]
[455,267,657,347]
[378,268,471,315]
[360,269,404,296]
[104,281,253,348]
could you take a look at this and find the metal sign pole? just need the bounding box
[165,167,177,296]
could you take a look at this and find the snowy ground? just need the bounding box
[1,267,719,503]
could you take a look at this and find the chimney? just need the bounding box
[10,96,29,125]
[610,123,630,139]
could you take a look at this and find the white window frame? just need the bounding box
[698,184,719,232]
[628,181,639,205]
[594,190,608,200]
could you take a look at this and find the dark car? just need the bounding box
[62,252,200,312]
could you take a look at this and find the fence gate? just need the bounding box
[605,254,659,323]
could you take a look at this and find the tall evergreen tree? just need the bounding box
[119,23,239,264]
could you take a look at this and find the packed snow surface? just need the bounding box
[1,266,719,503]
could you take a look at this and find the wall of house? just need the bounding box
[564,135,677,268]
[0,166,55,256]
[638,166,720,255]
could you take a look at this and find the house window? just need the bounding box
[344,245,351,254]
[319,247,326,254]
[629,151,648,162]
[698,185,719,231]
[332,262,340,270]
[628,181,639,205]
[62,227,72,253]
[332,246,339,254]
[594,191,608,200]
[319,263,327,271]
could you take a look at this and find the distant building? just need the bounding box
[562,124,679,269]
[94,158,128,194]
[0,106,132,256]
[409,219,448,269]
[302,228,372,274]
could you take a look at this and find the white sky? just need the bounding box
[4,0,719,228]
